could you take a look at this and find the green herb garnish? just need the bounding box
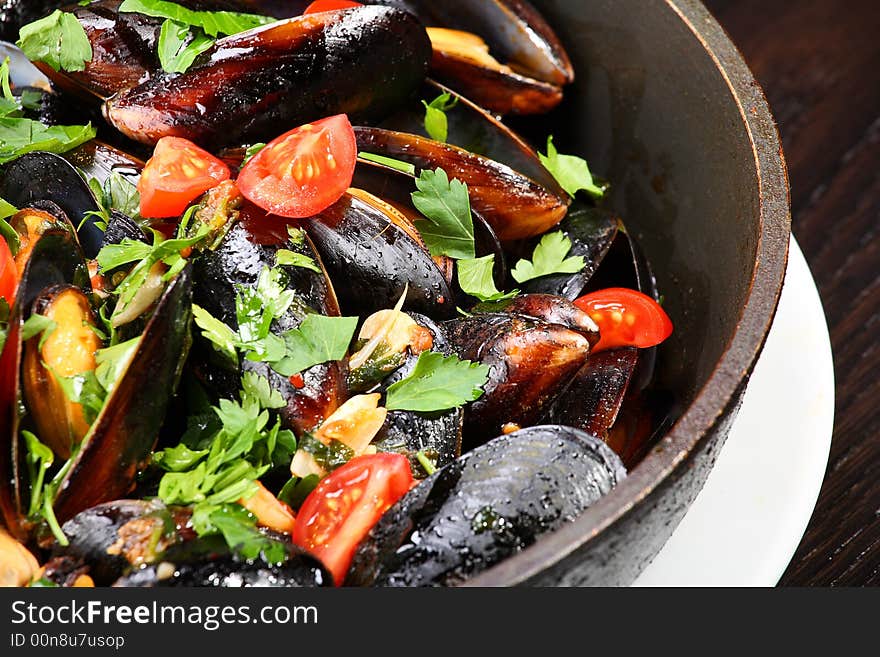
[539,136,605,200]
[118,0,276,36]
[358,152,417,176]
[385,351,489,413]
[457,254,519,303]
[411,168,475,260]
[157,19,214,73]
[16,10,92,73]
[511,231,585,283]
[272,314,359,377]
[276,249,321,273]
[422,91,459,143]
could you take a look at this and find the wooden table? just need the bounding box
[703,0,880,586]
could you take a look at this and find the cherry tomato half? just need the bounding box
[0,237,17,307]
[303,0,362,14]
[236,115,357,219]
[138,137,231,219]
[574,288,673,353]
[292,453,414,585]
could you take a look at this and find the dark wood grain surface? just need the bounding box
[703,0,880,586]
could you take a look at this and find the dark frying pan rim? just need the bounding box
[467,0,792,587]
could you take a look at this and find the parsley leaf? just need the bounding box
[511,231,585,283]
[16,10,93,73]
[422,91,458,143]
[272,314,359,377]
[358,152,416,176]
[457,255,519,303]
[118,0,276,37]
[0,118,96,166]
[20,314,57,343]
[157,19,214,73]
[411,168,476,260]
[192,304,238,365]
[242,142,266,167]
[241,371,285,410]
[276,249,321,273]
[538,136,605,199]
[385,351,489,412]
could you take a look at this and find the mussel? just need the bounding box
[0,205,194,532]
[304,191,456,318]
[0,152,106,258]
[443,313,592,443]
[192,211,347,435]
[371,314,464,473]
[355,126,569,241]
[346,425,625,587]
[473,293,600,342]
[105,6,432,147]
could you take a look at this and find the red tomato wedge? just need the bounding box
[292,453,414,585]
[574,288,673,353]
[0,236,17,307]
[138,137,231,219]
[236,115,357,219]
[303,0,362,14]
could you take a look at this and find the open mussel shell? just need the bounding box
[346,425,625,587]
[63,139,145,192]
[443,313,591,444]
[0,228,87,538]
[373,314,463,473]
[355,126,569,241]
[305,192,456,319]
[105,6,432,147]
[362,0,572,115]
[382,79,563,195]
[192,217,347,434]
[0,152,107,258]
[51,266,194,523]
[22,285,102,460]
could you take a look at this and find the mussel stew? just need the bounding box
[0,0,673,587]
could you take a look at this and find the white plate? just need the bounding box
[632,236,835,587]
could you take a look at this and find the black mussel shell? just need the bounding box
[0,152,105,258]
[346,425,625,587]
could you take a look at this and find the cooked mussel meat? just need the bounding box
[105,7,432,147]
[22,285,101,460]
[346,425,625,586]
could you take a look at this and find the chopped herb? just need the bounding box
[272,314,359,377]
[358,152,417,176]
[416,450,437,476]
[242,142,266,166]
[385,351,489,413]
[95,238,153,273]
[276,249,321,273]
[511,231,585,284]
[203,504,286,564]
[299,434,355,472]
[539,136,605,200]
[0,116,96,166]
[157,19,214,73]
[20,314,57,345]
[411,168,476,260]
[16,10,93,73]
[118,0,276,37]
[54,370,105,425]
[241,371,285,410]
[192,304,238,365]
[422,91,458,143]
[278,474,320,510]
[457,255,519,303]
[0,197,17,219]
[22,431,76,546]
